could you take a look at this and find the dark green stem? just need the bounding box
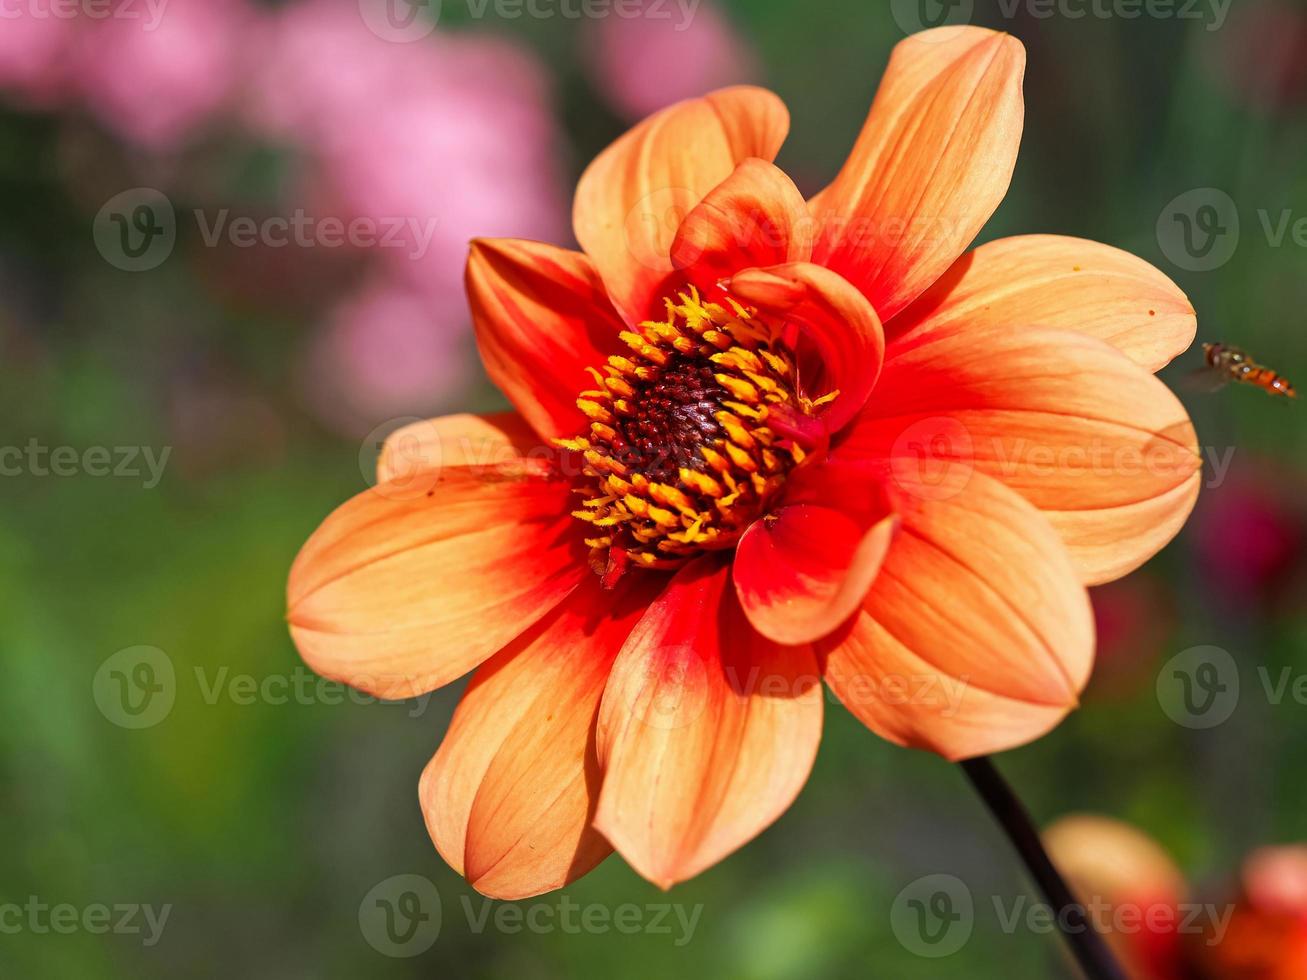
[960,756,1128,980]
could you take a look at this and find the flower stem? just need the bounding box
[960,756,1128,980]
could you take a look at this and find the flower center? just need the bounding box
[560,289,812,584]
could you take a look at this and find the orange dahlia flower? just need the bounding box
[287,26,1201,898]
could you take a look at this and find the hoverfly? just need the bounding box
[1195,343,1296,399]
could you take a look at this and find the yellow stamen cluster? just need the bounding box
[557,289,809,580]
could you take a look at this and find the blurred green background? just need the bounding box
[2,0,1306,977]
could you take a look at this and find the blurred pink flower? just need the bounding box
[72,0,254,151]
[1201,845,1307,980]
[245,0,567,436]
[1245,846,1307,922]
[1088,574,1176,699]
[299,277,472,438]
[586,0,756,119]
[0,9,75,107]
[1191,464,1303,605]
[247,0,566,302]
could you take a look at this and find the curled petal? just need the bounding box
[671,157,812,290]
[574,86,789,326]
[467,239,625,441]
[728,262,885,432]
[811,27,1025,321]
[841,325,1201,584]
[890,235,1198,372]
[735,460,898,645]
[595,557,822,889]
[419,574,662,900]
[821,469,1094,760]
[287,465,585,699]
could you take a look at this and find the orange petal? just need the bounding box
[841,325,1201,585]
[889,235,1198,372]
[670,158,812,290]
[595,557,822,889]
[376,411,545,486]
[287,464,585,700]
[734,460,898,645]
[811,27,1025,322]
[466,238,626,441]
[727,262,885,432]
[573,86,789,326]
[419,573,663,900]
[820,468,1094,761]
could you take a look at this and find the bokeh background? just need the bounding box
[2,0,1306,976]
